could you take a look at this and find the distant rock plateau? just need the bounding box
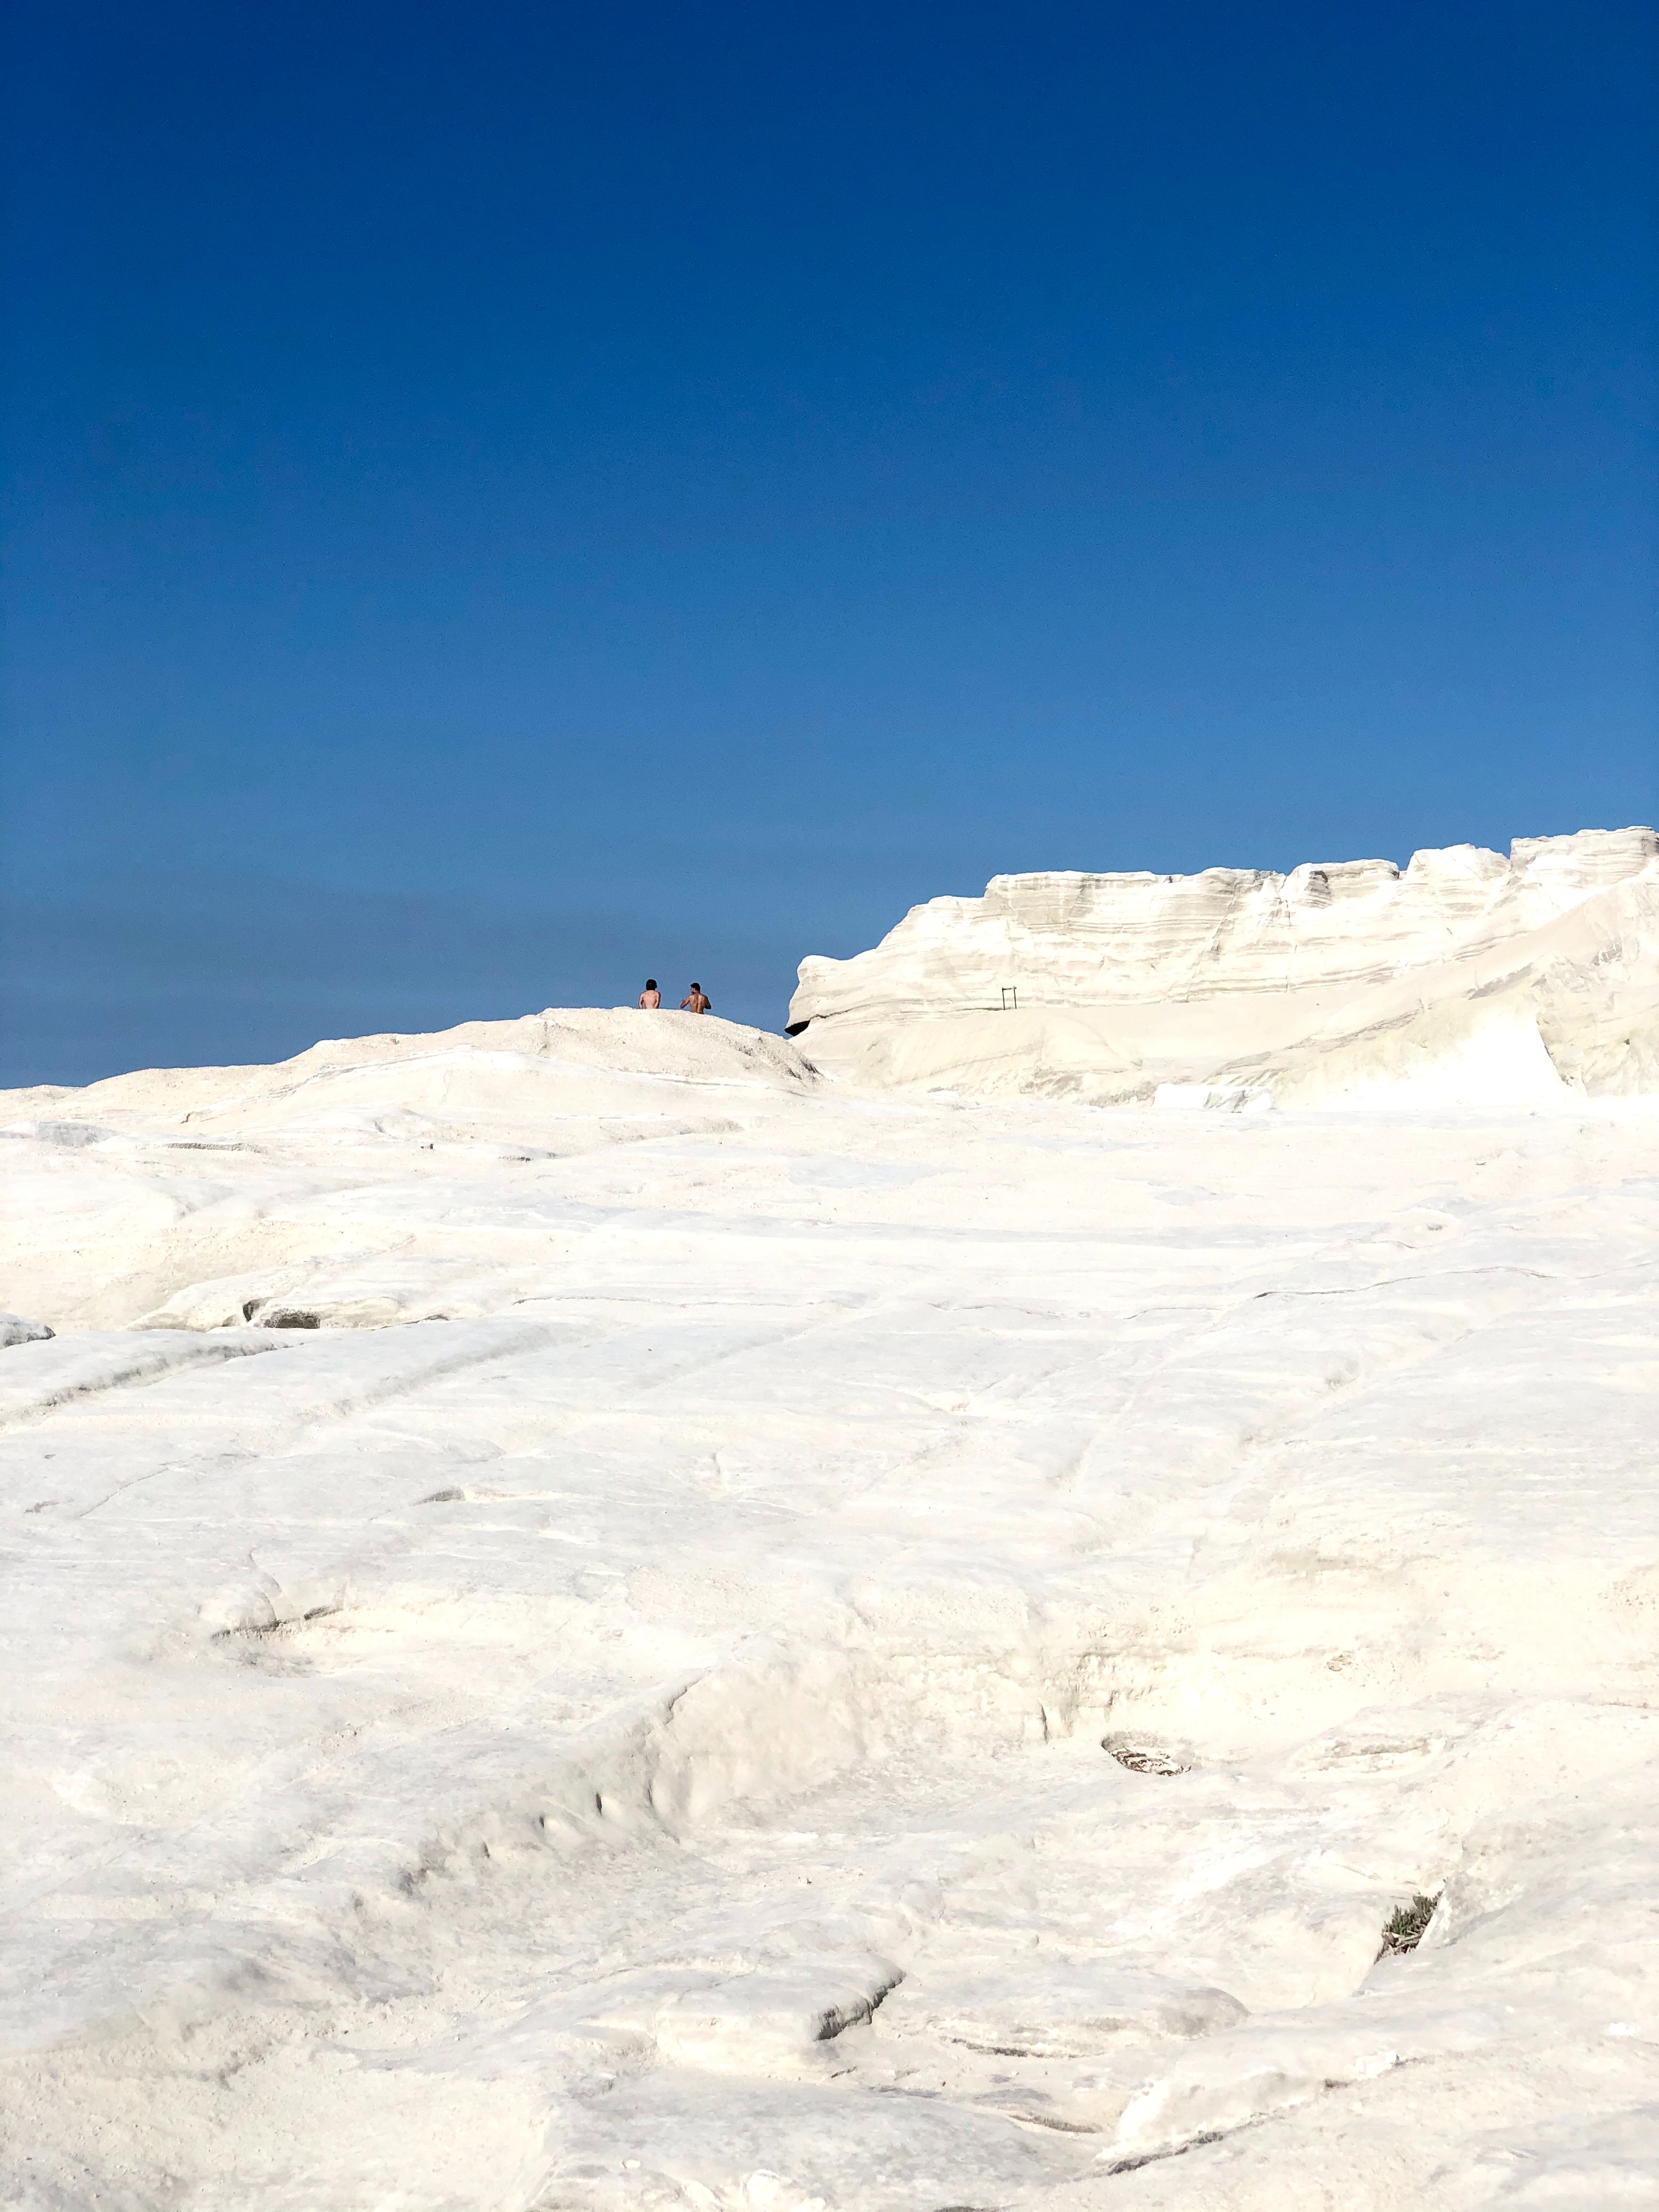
[788,825,1659,1107]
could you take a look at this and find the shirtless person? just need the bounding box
[681,982,712,1014]
[637,978,662,1008]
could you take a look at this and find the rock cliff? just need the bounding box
[788,827,1659,1106]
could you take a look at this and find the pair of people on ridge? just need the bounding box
[637,979,711,1014]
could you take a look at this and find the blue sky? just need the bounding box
[4,0,1655,1082]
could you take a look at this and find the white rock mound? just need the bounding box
[788,826,1659,1107]
[0,1008,821,1333]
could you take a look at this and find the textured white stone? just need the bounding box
[789,827,1659,1106]
[3,991,1658,2207]
[0,1312,54,1347]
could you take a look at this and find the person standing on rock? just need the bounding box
[637,979,662,1008]
[681,983,712,1013]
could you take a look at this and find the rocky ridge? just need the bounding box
[787,826,1659,1106]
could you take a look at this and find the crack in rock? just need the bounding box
[815,1972,905,2041]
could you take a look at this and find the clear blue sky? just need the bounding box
[4,0,1655,1082]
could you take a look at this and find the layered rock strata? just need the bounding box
[788,827,1659,1106]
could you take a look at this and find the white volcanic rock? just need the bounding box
[3,1005,1659,2208]
[788,827,1659,1106]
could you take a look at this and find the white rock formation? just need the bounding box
[789,826,1659,1106]
[3,1005,1658,2202]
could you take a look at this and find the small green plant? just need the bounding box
[1378,1891,1440,1959]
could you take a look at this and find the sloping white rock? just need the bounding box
[0,1008,820,1332]
[789,827,1659,1105]
[4,1005,1659,2207]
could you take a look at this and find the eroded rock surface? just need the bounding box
[789,827,1659,1107]
[2,1000,1657,2209]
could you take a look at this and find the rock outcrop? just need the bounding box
[788,827,1659,1106]
[0,1312,54,1347]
